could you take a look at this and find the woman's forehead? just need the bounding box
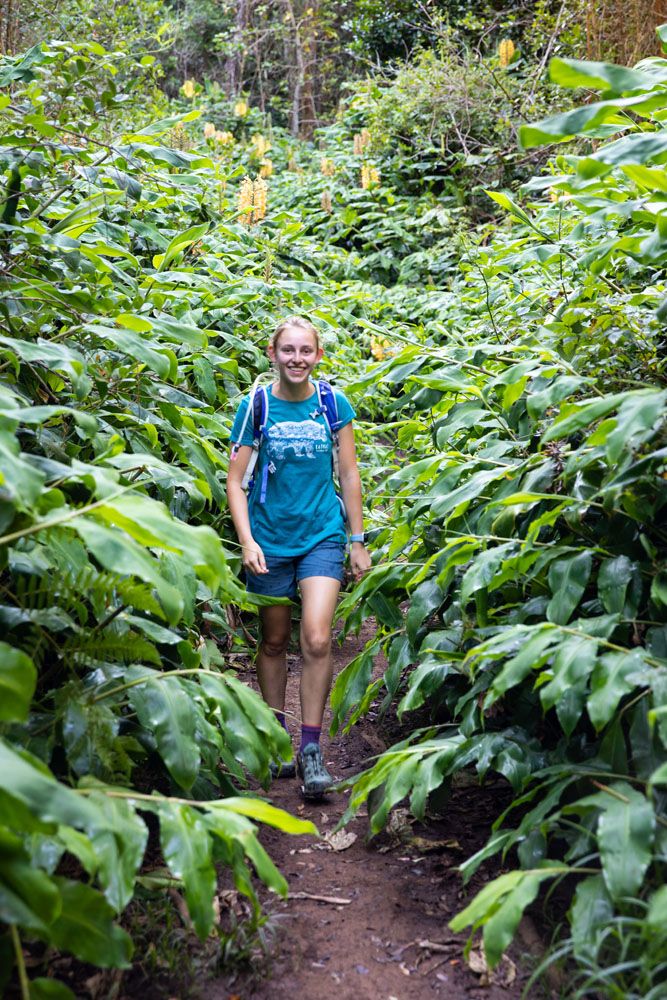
[275,326,318,346]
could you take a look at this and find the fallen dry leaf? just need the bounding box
[407,835,462,853]
[324,829,357,852]
[290,891,352,905]
[467,946,517,987]
[386,807,414,837]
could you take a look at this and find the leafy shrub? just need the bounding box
[329,29,667,997]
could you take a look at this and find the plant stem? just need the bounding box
[10,925,30,1000]
[92,666,232,702]
[0,486,134,547]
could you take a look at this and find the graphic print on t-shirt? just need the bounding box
[266,419,328,462]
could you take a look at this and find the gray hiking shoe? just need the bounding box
[297,744,333,799]
[269,758,296,779]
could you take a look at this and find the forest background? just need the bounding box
[3,0,667,997]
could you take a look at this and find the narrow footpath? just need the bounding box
[210,624,527,1000]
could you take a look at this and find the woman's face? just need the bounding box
[268,326,323,387]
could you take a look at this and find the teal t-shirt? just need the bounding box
[230,384,355,557]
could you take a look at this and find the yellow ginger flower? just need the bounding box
[498,38,515,67]
[360,164,380,189]
[215,130,235,145]
[237,177,254,225]
[182,79,196,98]
[354,129,371,155]
[253,177,268,222]
[203,122,216,139]
[234,99,249,117]
[259,158,273,178]
[320,157,335,176]
[251,134,270,157]
[321,189,332,213]
[370,335,391,361]
[170,122,188,150]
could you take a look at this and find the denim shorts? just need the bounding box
[246,539,345,599]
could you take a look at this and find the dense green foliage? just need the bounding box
[331,41,667,999]
[0,41,322,996]
[3,12,667,999]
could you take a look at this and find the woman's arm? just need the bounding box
[226,446,268,574]
[337,423,372,581]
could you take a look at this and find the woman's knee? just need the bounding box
[301,628,331,660]
[261,630,290,658]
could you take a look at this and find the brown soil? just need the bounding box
[209,623,531,1000]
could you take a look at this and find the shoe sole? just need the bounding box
[299,783,331,801]
[270,761,296,779]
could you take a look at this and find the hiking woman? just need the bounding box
[226,316,371,799]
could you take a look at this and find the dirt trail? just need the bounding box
[210,625,528,1000]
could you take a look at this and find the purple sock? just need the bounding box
[300,724,321,752]
[274,711,289,733]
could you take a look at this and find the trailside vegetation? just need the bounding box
[1,9,667,998]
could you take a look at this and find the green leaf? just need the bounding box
[72,518,183,624]
[155,223,209,272]
[587,650,646,731]
[647,885,667,933]
[546,552,592,625]
[520,92,666,148]
[0,644,36,722]
[217,797,318,836]
[29,979,76,1000]
[597,783,655,900]
[87,324,176,379]
[605,390,667,464]
[48,878,133,967]
[406,578,444,642]
[0,828,61,933]
[193,357,217,403]
[160,804,216,940]
[127,668,200,790]
[0,430,46,509]
[548,56,667,94]
[83,791,148,912]
[598,556,634,614]
[330,637,383,736]
[569,874,613,963]
[539,635,598,735]
[542,393,627,442]
[449,866,568,967]
[486,627,559,705]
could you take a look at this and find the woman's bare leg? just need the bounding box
[298,576,341,726]
[256,604,292,711]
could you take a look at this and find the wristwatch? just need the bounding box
[349,532,366,544]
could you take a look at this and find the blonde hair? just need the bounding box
[271,315,320,350]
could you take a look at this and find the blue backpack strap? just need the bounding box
[315,379,343,433]
[247,385,270,499]
[252,385,268,440]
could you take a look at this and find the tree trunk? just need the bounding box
[299,4,318,138]
[226,0,249,96]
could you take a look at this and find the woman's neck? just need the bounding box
[272,379,315,402]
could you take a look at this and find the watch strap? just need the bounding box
[349,532,366,543]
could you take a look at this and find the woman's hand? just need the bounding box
[349,542,372,582]
[242,539,268,575]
